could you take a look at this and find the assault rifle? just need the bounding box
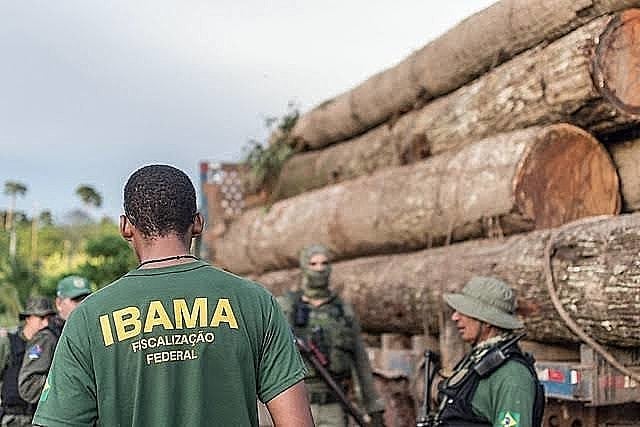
[415,350,440,427]
[294,335,370,427]
[415,333,527,427]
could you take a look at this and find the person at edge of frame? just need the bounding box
[433,276,545,427]
[18,275,93,404]
[278,244,386,427]
[32,164,314,427]
[0,296,55,427]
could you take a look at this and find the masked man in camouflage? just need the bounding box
[18,275,92,404]
[434,277,544,427]
[279,244,385,427]
[0,297,55,426]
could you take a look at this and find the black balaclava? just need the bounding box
[299,244,332,299]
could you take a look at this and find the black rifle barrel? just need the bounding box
[295,336,370,427]
[416,350,439,427]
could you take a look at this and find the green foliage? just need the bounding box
[0,180,133,322]
[0,285,21,327]
[1,215,135,306]
[3,181,27,198]
[75,185,103,208]
[242,104,299,194]
[243,140,293,194]
[0,248,39,305]
[38,210,53,226]
[77,234,137,288]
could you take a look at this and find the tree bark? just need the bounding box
[212,124,619,274]
[273,11,640,201]
[255,214,640,347]
[608,137,640,211]
[287,1,640,151]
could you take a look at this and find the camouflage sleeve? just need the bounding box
[0,334,11,379]
[345,304,385,414]
[18,329,57,403]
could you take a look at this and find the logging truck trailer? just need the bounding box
[535,345,640,426]
[198,162,640,425]
[372,336,640,427]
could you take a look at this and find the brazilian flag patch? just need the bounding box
[497,411,520,427]
[40,376,51,402]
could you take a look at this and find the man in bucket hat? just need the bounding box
[18,276,93,404]
[433,276,544,427]
[0,296,54,426]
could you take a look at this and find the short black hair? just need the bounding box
[124,164,196,239]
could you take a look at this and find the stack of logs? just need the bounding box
[208,1,640,424]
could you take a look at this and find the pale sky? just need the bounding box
[0,0,496,221]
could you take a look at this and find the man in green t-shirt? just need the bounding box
[433,276,544,427]
[33,164,313,427]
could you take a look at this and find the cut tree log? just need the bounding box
[212,124,620,274]
[255,214,640,347]
[272,11,640,201]
[287,1,640,150]
[608,137,640,211]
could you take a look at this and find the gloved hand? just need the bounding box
[368,410,385,427]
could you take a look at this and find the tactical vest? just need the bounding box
[283,291,355,380]
[436,342,545,427]
[1,333,37,416]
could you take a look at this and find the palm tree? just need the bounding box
[75,185,102,210]
[4,181,27,263]
[4,181,27,231]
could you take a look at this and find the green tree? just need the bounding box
[3,181,27,263]
[77,234,136,288]
[39,210,53,226]
[0,253,39,305]
[3,181,27,231]
[75,184,103,211]
[242,103,299,195]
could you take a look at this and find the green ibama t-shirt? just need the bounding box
[33,261,306,427]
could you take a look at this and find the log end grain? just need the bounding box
[593,9,640,115]
[514,124,620,229]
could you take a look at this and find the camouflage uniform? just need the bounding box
[0,297,55,427]
[18,276,91,404]
[278,245,385,427]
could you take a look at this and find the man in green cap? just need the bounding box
[0,296,54,426]
[433,276,544,427]
[278,244,386,427]
[18,276,92,404]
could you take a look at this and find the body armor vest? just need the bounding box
[1,332,37,415]
[436,340,545,427]
[286,291,355,380]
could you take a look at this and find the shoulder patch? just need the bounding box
[498,411,520,427]
[27,344,43,360]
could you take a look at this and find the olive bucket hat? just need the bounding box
[19,296,56,320]
[444,276,524,330]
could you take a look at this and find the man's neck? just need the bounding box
[135,236,194,269]
[301,293,333,307]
